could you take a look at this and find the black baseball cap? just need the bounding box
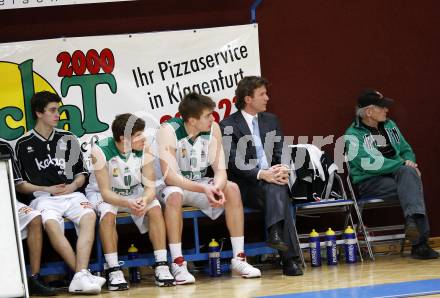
[357,89,394,108]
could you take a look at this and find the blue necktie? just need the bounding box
[252,116,269,169]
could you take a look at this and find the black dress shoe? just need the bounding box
[267,224,289,252]
[411,243,439,260]
[282,258,303,276]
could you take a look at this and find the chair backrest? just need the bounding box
[343,152,361,203]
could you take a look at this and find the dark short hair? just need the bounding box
[112,113,145,142]
[30,91,62,120]
[178,93,215,121]
[235,76,269,110]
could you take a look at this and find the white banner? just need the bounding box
[0,24,260,161]
[0,0,134,10]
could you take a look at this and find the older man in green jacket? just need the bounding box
[345,89,438,260]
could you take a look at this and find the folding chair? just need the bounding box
[288,145,363,267]
[344,154,405,261]
[293,199,363,268]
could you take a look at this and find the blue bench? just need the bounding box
[37,207,275,276]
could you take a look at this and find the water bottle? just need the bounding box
[325,228,338,266]
[309,229,321,267]
[343,226,357,264]
[128,244,141,283]
[208,239,221,277]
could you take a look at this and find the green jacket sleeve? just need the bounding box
[394,124,416,162]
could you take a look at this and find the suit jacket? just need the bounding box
[221,111,300,258]
[220,111,285,187]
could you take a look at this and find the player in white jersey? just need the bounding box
[0,138,57,296]
[15,91,105,294]
[157,93,261,284]
[86,113,175,289]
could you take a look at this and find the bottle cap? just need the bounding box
[209,239,219,247]
[326,228,335,236]
[128,244,138,253]
[309,229,319,237]
[344,226,355,234]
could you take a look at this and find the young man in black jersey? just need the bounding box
[14,91,106,294]
[0,138,57,296]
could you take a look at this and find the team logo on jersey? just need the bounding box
[27,146,34,153]
[112,168,119,177]
[181,148,187,158]
[35,154,66,170]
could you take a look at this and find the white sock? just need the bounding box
[154,249,168,263]
[230,236,244,258]
[104,252,119,268]
[169,243,183,261]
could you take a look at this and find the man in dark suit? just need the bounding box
[220,76,303,276]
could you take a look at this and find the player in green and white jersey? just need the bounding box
[157,93,261,285]
[86,113,175,289]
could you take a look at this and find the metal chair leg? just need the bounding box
[352,203,375,260]
[346,175,375,261]
[294,221,306,268]
[291,205,306,268]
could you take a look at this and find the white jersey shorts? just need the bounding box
[157,177,224,220]
[86,188,160,234]
[16,201,41,240]
[30,191,95,235]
